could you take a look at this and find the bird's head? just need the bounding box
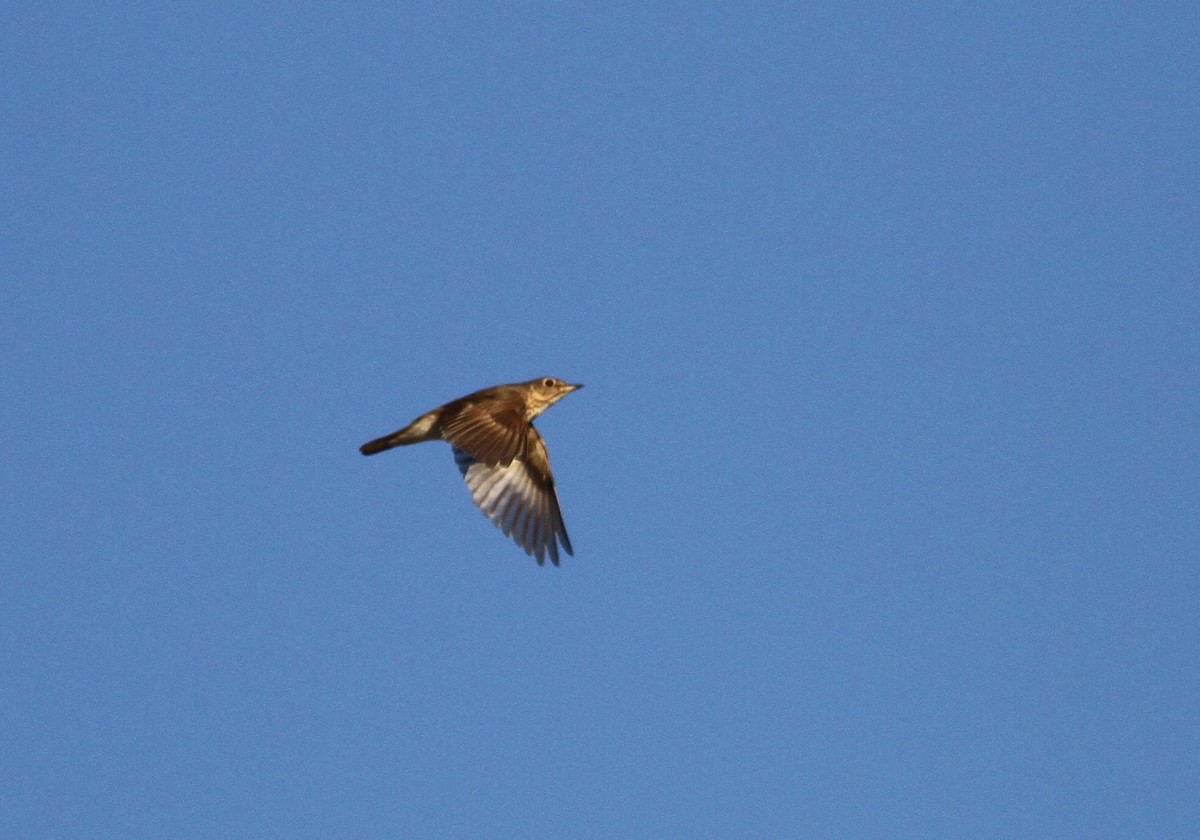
[525,377,583,418]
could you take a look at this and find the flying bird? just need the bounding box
[360,377,582,565]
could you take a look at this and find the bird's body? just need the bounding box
[360,377,582,565]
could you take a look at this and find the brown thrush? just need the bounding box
[360,377,582,565]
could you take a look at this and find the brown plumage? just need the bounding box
[360,377,582,565]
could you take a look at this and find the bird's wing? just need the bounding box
[441,402,527,466]
[452,429,573,566]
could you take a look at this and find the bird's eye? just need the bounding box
[543,378,555,387]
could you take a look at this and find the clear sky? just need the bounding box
[3,4,1197,838]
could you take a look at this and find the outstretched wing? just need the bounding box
[440,402,527,466]
[452,429,573,566]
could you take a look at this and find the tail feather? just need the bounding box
[359,411,441,455]
[360,433,405,455]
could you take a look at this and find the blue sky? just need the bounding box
[3,3,1197,837]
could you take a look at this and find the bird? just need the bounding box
[360,377,583,565]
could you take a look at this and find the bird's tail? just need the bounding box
[359,412,440,455]
[359,432,406,455]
